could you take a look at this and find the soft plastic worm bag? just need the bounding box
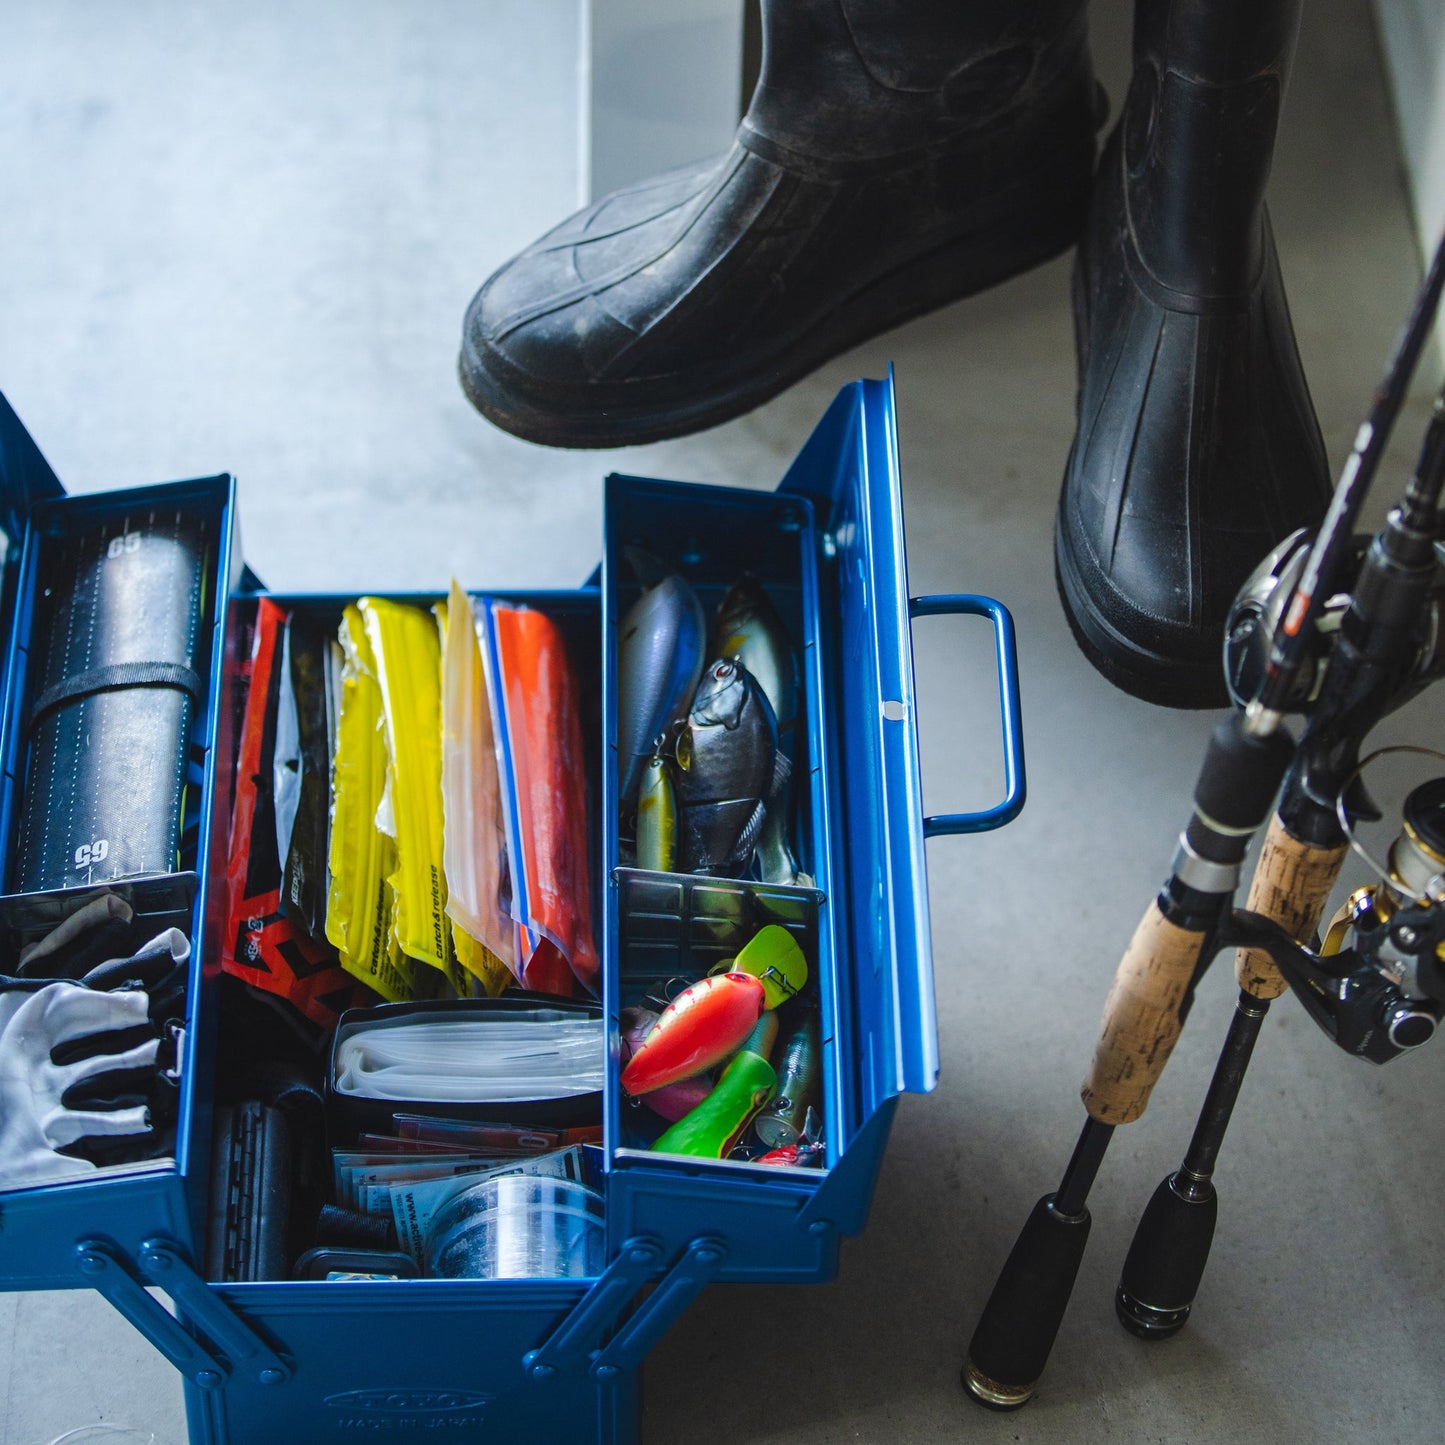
[439,580,516,995]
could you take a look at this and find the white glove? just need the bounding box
[0,982,160,1189]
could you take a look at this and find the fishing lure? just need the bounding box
[620,926,807,1096]
[635,749,678,873]
[754,1009,821,1150]
[620,1006,714,1121]
[755,1140,826,1168]
[675,658,783,873]
[651,1049,777,1159]
[617,575,705,809]
[712,579,807,885]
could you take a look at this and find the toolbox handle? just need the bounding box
[909,594,1026,835]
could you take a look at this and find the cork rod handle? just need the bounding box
[1080,902,1208,1126]
[1234,814,1349,1000]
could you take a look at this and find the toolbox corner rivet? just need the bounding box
[259,1369,285,1386]
[627,1247,653,1265]
[77,1253,104,1275]
[594,1364,619,1380]
[530,1364,556,1380]
[807,1219,834,1236]
[694,1248,720,1265]
[196,1371,222,1390]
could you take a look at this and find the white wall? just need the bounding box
[1373,0,1445,365]
[583,0,745,203]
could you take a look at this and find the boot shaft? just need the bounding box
[1127,0,1304,301]
[741,0,1093,166]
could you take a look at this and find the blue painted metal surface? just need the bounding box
[0,395,239,1291]
[0,377,1024,1444]
[910,594,1026,835]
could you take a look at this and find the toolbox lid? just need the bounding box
[0,392,64,698]
[778,371,939,1127]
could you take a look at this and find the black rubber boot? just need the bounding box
[1054,0,1331,709]
[460,0,1100,448]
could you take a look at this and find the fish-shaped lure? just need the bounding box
[620,1006,713,1121]
[754,1009,821,1150]
[652,1049,777,1158]
[635,750,678,873]
[675,658,783,873]
[712,579,806,886]
[617,576,705,810]
[620,925,807,1096]
[711,578,798,752]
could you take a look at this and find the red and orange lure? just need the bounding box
[620,925,808,1098]
[621,973,765,1096]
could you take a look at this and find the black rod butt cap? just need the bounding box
[963,1193,1091,1411]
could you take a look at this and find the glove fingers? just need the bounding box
[42,984,151,1044]
[61,1035,160,1088]
[46,1102,152,1147]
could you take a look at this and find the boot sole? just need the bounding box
[1053,516,1229,710]
[460,140,1096,449]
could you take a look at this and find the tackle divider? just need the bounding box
[908,594,1025,836]
[1234,815,1349,999]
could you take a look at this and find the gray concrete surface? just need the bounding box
[0,2,1441,1442]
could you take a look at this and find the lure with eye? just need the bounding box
[620,1006,715,1120]
[620,972,765,1096]
[619,925,808,1096]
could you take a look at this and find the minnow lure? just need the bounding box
[635,749,678,872]
[620,926,807,1096]
[652,1049,777,1158]
[754,1008,821,1150]
[617,576,705,809]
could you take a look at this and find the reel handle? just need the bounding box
[1235,815,1348,999]
[1080,902,1210,1125]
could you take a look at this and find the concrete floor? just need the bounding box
[0,2,1441,1442]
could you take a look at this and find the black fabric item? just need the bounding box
[460,0,1101,448]
[28,660,202,729]
[1055,0,1330,709]
[14,511,209,891]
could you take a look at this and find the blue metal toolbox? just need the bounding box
[0,373,1023,1443]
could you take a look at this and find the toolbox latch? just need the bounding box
[77,1238,292,1390]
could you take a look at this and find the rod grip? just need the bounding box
[1235,814,1348,999]
[1081,902,1208,1125]
[963,1195,1090,1410]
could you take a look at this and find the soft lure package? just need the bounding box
[477,598,599,996]
[223,589,601,1030]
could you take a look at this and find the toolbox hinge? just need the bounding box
[523,1234,668,1379]
[77,1238,292,1390]
[587,1234,728,1378]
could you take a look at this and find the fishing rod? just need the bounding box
[962,230,1445,1410]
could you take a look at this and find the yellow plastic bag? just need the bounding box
[325,604,421,1002]
[361,597,468,996]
